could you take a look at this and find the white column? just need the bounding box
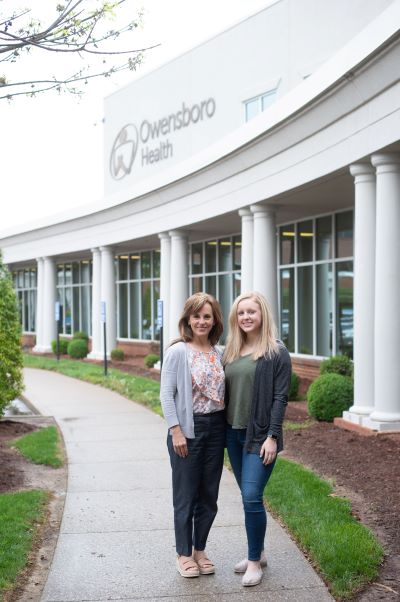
[250,205,278,323]
[41,257,57,352]
[343,164,376,424]
[168,230,188,341]
[158,232,171,348]
[363,153,400,431]
[88,248,102,359]
[32,257,45,353]
[239,208,254,293]
[100,246,117,357]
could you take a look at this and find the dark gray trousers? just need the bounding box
[167,411,225,556]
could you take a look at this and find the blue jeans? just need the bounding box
[226,424,276,561]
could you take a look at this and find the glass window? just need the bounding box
[30,269,37,288]
[298,266,313,354]
[129,282,140,339]
[119,256,129,281]
[191,243,203,275]
[280,268,295,352]
[81,261,91,284]
[73,287,80,332]
[218,239,232,272]
[65,264,72,286]
[141,251,151,279]
[72,262,80,284]
[261,90,276,110]
[218,274,231,343]
[153,280,160,341]
[64,288,72,334]
[130,255,141,279]
[245,98,259,121]
[23,291,29,331]
[205,241,217,273]
[233,236,241,270]
[24,270,30,288]
[316,263,332,356]
[280,225,295,264]
[153,251,160,279]
[118,283,128,338]
[142,281,152,339]
[205,275,216,298]
[18,270,24,287]
[57,265,64,286]
[81,285,91,336]
[234,273,241,298]
[316,216,332,261]
[336,261,353,358]
[191,276,203,294]
[336,211,353,258]
[298,220,313,263]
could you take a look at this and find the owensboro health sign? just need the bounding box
[109,97,216,181]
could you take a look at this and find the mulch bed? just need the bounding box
[283,402,400,601]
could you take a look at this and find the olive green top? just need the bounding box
[225,354,257,428]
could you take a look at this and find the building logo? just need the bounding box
[109,98,216,181]
[109,124,138,180]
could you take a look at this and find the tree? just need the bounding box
[0,1,157,99]
[0,251,23,416]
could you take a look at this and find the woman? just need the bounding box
[160,292,225,578]
[223,291,291,587]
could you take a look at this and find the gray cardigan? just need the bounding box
[160,341,223,439]
[160,342,196,438]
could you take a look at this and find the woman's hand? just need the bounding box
[171,426,188,457]
[260,437,277,465]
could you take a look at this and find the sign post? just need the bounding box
[55,301,61,361]
[157,299,164,370]
[101,301,108,376]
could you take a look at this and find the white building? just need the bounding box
[1,0,400,431]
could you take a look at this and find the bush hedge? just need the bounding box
[67,338,88,359]
[72,331,88,341]
[51,338,69,355]
[307,373,353,422]
[320,354,353,378]
[144,353,160,368]
[111,348,125,361]
[288,372,300,400]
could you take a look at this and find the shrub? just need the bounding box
[0,252,23,416]
[307,373,353,422]
[320,354,353,378]
[111,348,125,361]
[67,338,88,359]
[72,331,89,342]
[288,372,300,400]
[144,353,160,368]
[51,338,69,355]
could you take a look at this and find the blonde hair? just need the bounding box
[223,291,278,364]
[172,292,223,346]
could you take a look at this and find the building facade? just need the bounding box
[1,0,400,431]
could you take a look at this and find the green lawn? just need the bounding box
[12,426,63,468]
[265,457,384,599]
[0,490,48,599]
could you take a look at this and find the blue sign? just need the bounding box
[55,301,60,321]
[100,301,106,323]
[157,299,163,328]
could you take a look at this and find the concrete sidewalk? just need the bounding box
[23,367,333,602]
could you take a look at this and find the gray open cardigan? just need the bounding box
[161,341,222,439]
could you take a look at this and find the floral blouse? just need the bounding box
[188,347,225,414]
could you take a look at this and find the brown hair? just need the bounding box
[173,292,223,346]
[223,291,278,363]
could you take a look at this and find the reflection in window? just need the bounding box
[336,261,353,358]
[129,282,140,339]
[13,267,37,333]
[119,283,128,338]
[56,261,92,336]
[316,263,332,356]
[316,216,332,261]
[280,269,294,352]
[298,220,313,263]
[336,211,353,258]
[280,225,295,264]
[298,266,313,354]
[205,241,217,272]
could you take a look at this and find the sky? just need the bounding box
[0,0,271,233]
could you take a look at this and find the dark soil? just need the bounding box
[284,402,400,601]
[0,420,38,493]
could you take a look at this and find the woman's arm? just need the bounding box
[268,345,292,438]
[160,344,189,457]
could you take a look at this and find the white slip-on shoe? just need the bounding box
[234,552,267,574]
[242,567,263,587]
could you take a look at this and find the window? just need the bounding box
[244,89,277,122]
[189,236,241,343]
[278,210,353,358]
[116,250,160,341]
[56,261,92,335]
[12,268,37,333]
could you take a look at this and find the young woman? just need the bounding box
[160,292,225,578]
[223,291,291,587]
